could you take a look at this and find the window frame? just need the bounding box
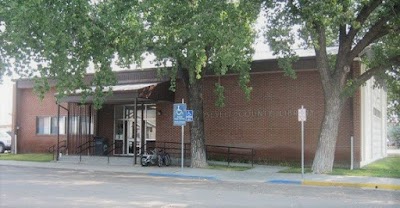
[36,116,66,135]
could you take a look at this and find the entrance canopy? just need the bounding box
[59,81,174,104]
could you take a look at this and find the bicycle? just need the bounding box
[141,149,159,166]
[141,148,171,167]
[157,149,171,167]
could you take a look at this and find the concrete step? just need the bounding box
[57,155,140,166]
[57,155,192,167]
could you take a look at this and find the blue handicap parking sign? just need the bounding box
[186,110,193,122]
[173,103,187,126]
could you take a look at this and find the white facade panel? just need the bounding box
[360,66,387,167]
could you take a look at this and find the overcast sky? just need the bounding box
[0,78,13,127]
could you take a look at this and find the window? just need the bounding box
[36,116,66,135]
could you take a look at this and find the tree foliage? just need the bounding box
[388,124,400,144]
[387,68,400,122]
[143,1,261,167]
[0,0,129,108]
[264,0,400,173]
[0,0,260,106]
[141,0,259,103]
[0,0,261,167]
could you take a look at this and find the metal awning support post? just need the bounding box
[141,103,145,158]
[57,105,60,161]
[134,98,138,165]
[181,99,185,170]
[57,104,69,160]
[79,105,82,155]
[350,136,354,170]
[66,105,70,155]
[88,104,92,155]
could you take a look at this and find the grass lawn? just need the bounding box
[280,157,400,178]
[0,153,53,162]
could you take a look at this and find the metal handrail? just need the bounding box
[48,145,56,161]
[58,140,67,150]
[48,140,67,161]
[206,145,255,167]
[77,139,95,162]
[76,140,94,154]
[155,141,255,167]
[56,140,67,161]
[104,140,142,165]
[105,141,118,164]
[155,141,191,158]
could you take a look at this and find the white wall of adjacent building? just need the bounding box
[360,65,387,167]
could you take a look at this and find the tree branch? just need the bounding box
[351,54,400,89]
[313,23,334,93]
[352,65,384,88]
[347,0,382,43]
[349,16,390,60]
[339,25,347,47]
[334,2,352,81]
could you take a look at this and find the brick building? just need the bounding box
[12,56,387,167]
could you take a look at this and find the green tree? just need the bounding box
[388,124,400,146]
[387,72,400,121]
[264,0,400,173]
[142,1,261,167]
[0,0,261,167]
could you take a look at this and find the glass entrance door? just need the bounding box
[114,104,156,155]
[126,120,138,155]
[124,106,137,155]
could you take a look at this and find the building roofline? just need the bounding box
[16,56,319,89]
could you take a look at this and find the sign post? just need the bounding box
[173,99,187,171]
[298,105,306,179]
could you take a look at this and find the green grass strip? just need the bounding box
[208,164,252,171]
[280,157,400,178]
[0,153,53,162]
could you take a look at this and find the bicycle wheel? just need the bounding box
[157,155,163,167]
[164,153,171,166]
[141,157,148,166]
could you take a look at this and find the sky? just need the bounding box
[0,77,13,127]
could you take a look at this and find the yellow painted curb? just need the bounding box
[303,180,400,191]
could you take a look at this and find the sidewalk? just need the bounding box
[1,160,400,191]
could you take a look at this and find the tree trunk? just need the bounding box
[187,77,208,168]
[312,88,344,173]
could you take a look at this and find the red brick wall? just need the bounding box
[16,88,68,153]
[156,81,191,154]
[97,104,114,144]
[157,70,358,166]
[16,63,361,167]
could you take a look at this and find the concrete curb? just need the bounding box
[267,179,302,185]
[148,172,219,181]
[266,179,400,191]
[302,180,400,191]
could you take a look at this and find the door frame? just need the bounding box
[113,103,156,156]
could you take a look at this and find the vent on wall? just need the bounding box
[373,107,382,118]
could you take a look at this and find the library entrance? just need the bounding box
[114,104,156,155]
